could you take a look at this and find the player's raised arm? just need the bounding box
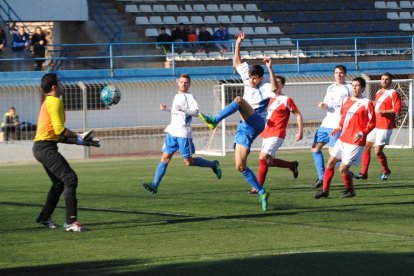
[264,57,278,93]
[233,31,245,68]
[293,109,304,141]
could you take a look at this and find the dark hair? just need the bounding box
[335,64,347,74]
[381,72,393,80]
[41,73,59,93]
[276,75,286,85]
[180,74,191,82]
[352,77,366,90]
[9,107,15,110]
[249,65,264,78]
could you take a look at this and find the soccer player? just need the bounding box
[198,32,277,211]
[315,77,375,199]
[310,65,352,189]
[33,73,99,232]
[252,75,303,194]
[354,72,402,181]
[143,74,221,194]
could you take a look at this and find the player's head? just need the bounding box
[177,74,191,92]
[41,73,62,95]
[334,65,347,85]
[275,75,286,94]
[248,65,264,88]
[351,77,366,97]
[380,72,393,89]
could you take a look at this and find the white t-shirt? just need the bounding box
[164,92,198,138]
[236,62,275,119]
[320,82,352,128]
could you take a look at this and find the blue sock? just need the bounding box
[242,167,265,195]
[193,157,215,168]
[153,162,168,188]
[312,151,325,180]
[215,101,239,123]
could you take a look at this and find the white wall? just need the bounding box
[2,0,88,21]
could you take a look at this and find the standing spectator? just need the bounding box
[198,24,213,52]
[354,72,402,181]
[1,107,20,141]
[198,32,277,211]
[142,74,222,195]
[315,77,375,199]
[31,27,47,70]
[33,73,99,232]
[0,27,6,52]
[213,24,231,53]
[156,27,172,54]
[310,65,351,189]
[171,23,190,52]
[11,26,30,71]
[186,25,198,52]
[252,75,303,194]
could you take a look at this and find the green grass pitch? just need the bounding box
[0,149,413,275]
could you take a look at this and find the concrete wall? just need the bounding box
[2,0,88,21]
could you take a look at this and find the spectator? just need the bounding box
[11,26,30,71]
[171,23,190,52]
[0,27,6,52]
[187,25,198,51]
[31,27,47,70]
[213,24,231,53]
[198,24,213,52]
[156,27,172,54]
[1,107,20,141]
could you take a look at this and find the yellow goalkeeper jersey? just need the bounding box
[34,96,66,142]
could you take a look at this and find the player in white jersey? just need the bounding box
[143,74,222,194]
[198,31,277,211]
[310,65,352,189]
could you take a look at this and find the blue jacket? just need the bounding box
[213,29,230,41]
[12,31,30,51]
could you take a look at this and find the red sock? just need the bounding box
[270,158,291,169]
[361,149,371,175]
[342,172,354,192]
[322,167,335,192]
[257,159,268,185]
[377,152,389,173]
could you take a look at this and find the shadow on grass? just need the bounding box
[1,251,413,276]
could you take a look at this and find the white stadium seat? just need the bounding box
[245,15,259,24]
[254,26,268,35]
[252,38,267,47]
[194,52,209,60]
[136,16,150,25]
[152,4,166,13]
[208,51,223,60]
[230,15,244,24]
[163,16,177,25]
[206,4,220,12]
[145,28,158,37]
[193,4,207,12]
[246,4,260,11]
[149,16,163,25]
[219,4,233,12]
[277,50,292,58]
[177,16,191,24]
[250,51,264,59]
[387,12,399,19]
[232,4,245,12]
[138,5,152,13]
[279,37,294,46]
[204,16,218,25]
[242,27,255,35]
[166,5,180,12]
[228,27,240,35]
[263,50,278,58]
[399,23,412,31]
[217,15,231,24]
[386,1,400,9]
[400,1,413,8]
[182,4,193,12]
[375,1,387,9]
[125,5,138,13]
[266,39,279,47]
[400,12,412,19]
[191,16,204,24]
[268,26,283,34]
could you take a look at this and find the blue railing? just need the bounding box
[0,0,29,33]
[0,34,413,76]
[88,0,121,43]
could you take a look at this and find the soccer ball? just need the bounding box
[101,85,121,106]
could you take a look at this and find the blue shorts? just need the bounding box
[314,126,340,148]
[162,133,195,158]
[234,113,265,150]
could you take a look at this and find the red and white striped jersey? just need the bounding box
[373,88,402,129]
[338,97,376,146]
[260,95,299,139]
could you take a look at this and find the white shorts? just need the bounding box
[366,128,393,145]
[261,136,285,157]
[330,140,365,166]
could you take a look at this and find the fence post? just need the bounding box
[78,81,89,159]
[354,37,359,70]
[109,43,114,78]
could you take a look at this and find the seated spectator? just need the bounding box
[198,24,213,52]
[31,27,47,71]
[187,25,198,52]
[1,107,20,141]
[213,24,231,53]
[0,27,6,52]
[157,27,172,54]
[171,23,191,52]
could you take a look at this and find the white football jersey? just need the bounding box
[320,82,352,128]
[236,62,275,119]
[164,92,198,138]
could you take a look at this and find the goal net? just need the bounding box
[196,79,413,156]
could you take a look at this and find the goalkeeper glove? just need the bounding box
[83,138,100,147]
[78,130,94,141]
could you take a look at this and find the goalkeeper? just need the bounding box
[33,73,99,232]
[198,31,278,211]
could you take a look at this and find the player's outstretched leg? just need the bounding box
[192,158,222,179]
[199,101,240,130]
[212,160,222,179]
[143,182,158,194]
[198,113,217,130]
